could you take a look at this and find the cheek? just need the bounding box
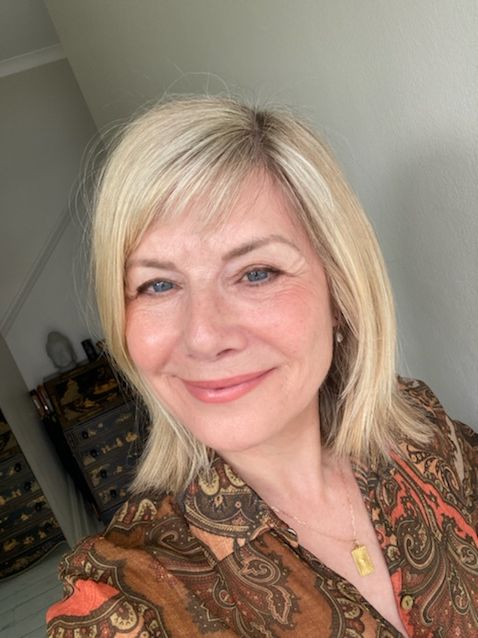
[248,284,334,356]
[125,306,174,373]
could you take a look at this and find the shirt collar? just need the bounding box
[179,452,392,561]
[181,455,275,536]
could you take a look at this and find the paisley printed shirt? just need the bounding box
[46,379,478,637]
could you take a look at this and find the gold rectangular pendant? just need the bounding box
[351,544,375,576]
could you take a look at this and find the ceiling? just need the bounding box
[0,0,59,63]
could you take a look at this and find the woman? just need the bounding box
[47,97,478,637]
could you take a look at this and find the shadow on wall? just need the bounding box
[389,138,477,425]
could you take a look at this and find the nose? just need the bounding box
[182,287,246,360]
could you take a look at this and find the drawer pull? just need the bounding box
[24,481,32,491]
[90,449,98,459]
[81,430,89,439]
[99,469,108,479]
[14,462,22,472]
[109,488,117,498]
[35,502,43,512]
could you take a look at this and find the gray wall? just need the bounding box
[0,56,101,541]
[46,0,477,426]
[0,58,100,387]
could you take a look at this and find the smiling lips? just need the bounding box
[181,369,274,403]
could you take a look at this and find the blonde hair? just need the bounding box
[92,95,430,494]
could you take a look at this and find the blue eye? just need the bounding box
[243,268,279,284]
[247,269,269,282]
[151,280,173,293]
[136,279,175,295]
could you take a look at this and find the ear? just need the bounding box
[332,312,341,328]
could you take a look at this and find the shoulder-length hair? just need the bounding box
[91,95,430,494]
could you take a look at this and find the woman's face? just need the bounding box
[125,173,336,456]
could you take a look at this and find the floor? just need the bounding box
[0,542,68,638]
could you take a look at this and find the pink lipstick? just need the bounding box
[181,369,273,403]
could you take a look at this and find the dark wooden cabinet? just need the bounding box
[62,401,145,522]
[0,412,64,580]
[41,358,148,524]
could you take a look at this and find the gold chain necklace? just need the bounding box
[269,469,375,577]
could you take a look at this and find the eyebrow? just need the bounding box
[222,234,301,261]
[126,258,177,271]
[126,234,300,271]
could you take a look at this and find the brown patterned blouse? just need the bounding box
[47,379,478,637]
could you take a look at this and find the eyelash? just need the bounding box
[133,267,282,297]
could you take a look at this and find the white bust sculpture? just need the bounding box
[46,331,77,371]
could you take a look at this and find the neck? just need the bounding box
[219,408,338,509]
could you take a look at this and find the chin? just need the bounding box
[176,409,288,457]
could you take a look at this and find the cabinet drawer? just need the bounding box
[0,513,63,563]
[0,475,40,508]
[86,454,139,488]
[93,480,128,510]
[0,425,18,460]
[0,494,48,536]
[76,430,140,469]
[0,453,31,483]
[65,403,138,449]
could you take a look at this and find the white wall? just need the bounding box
[0,58,100,387]
[0,0,59,60]
[6,215,100,387]
[0,55,101,542]
[46,0,478,426]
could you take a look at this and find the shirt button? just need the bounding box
[400,594,414,611]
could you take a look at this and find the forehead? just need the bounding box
[130,173,308,258]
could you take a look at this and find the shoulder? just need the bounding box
[397,376,478,452]
[47,492,188,637]
[380,379,478,633]
[56,491,181,580]
[105,490,174,536]
[394,377,478,526]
